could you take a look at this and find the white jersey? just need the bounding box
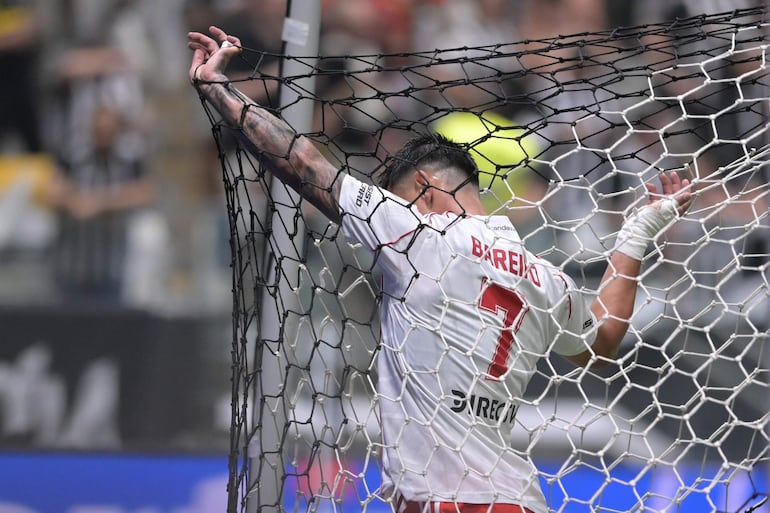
[339,174,596,512]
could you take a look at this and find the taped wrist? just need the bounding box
[614,198,678,260]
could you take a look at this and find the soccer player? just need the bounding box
[187,27,693,513]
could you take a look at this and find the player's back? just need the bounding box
[380,211,578,385]
[374,212,589,508]
[338,175,589,509]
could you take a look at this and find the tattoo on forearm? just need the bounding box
[200,81,343,223]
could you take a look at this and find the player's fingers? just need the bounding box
[676,197,693,216]
[669,171,683,193]
[210,26,241,56]
[644,182,659,199]
[647,180,667,205]
[188,31,218,54]
[207,26,242,52]
[658,171,673,196]
[674,179,693,215]
[209,25,234,46]
[187,41,209,56]
[189,48,207,82]
[189,46,206,64]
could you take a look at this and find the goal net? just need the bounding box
[198,7,770,513]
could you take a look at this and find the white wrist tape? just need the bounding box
[614,198,679,260]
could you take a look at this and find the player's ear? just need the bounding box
[414,170,433,204]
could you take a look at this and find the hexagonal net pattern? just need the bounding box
[196,7,770,513]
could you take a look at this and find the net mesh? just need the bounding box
[197,7,770,513]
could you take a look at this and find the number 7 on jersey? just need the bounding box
[479,279,528,380]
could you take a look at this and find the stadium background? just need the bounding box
[0,1,766,512]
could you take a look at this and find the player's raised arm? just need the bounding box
[566,171,693,368]
[187,26,343,224]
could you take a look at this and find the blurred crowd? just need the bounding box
[0,0,765,318]
[0,0,766,459]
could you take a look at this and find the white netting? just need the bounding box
[198,7,770,513]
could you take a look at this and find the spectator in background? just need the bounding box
[627,0,767,173]
[47,104,154,304]
[412,0,519,56]
[36,0,158,306]
[318,0,418,156]
[625,0,764,26]
[514,0,608,42]
[42,0,146,163]
[322,0,412,56]
[0,2,53,263]
[0,0,44,152]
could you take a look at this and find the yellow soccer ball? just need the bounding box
[433,110,540,213]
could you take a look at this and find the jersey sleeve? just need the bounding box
[550,273,597,357]
[338,174,423,252]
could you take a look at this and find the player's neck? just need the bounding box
[451,193,487,217]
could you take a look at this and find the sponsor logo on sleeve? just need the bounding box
[355,183,373,207]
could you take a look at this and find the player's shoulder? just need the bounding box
[340,173,413,215]
[447,214,522,241]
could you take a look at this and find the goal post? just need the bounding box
[199,6,770,513]
[249,1,322,512]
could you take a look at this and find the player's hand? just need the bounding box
[187,25,242,85]
[643,170,693,217]
[614,170,694,261]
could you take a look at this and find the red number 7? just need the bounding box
[478,280,528,380]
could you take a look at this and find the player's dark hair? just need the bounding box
[378,133,479,191]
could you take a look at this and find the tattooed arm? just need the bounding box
[188,26,343,224]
